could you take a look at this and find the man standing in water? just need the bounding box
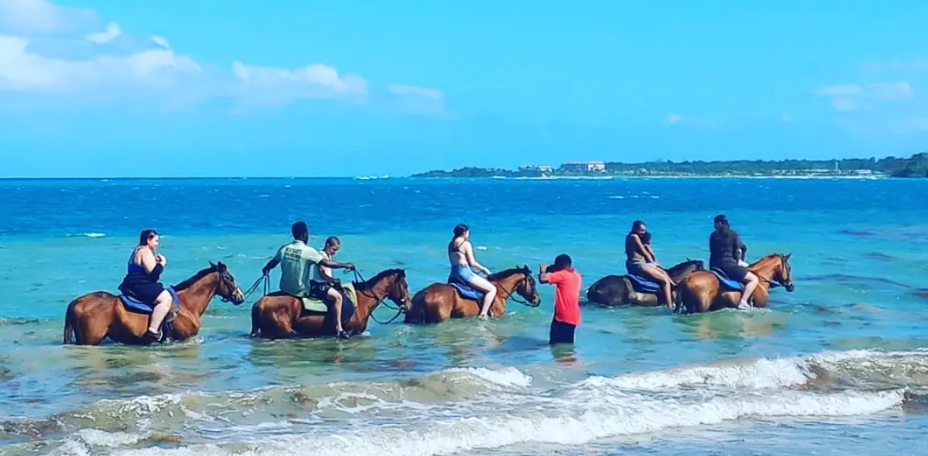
[262,222,356,339]
[539,254,582,345]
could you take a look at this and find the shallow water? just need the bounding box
[0,177,927,455]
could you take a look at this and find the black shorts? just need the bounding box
[549,320,577,345]
[308,281,334,300]
[715,263,749,282]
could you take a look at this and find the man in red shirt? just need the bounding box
[539,254,582,345]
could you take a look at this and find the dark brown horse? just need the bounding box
[63,262,246,345]
[586,259,705,307]
[404,265,541,324]
[679,253,795,313]
[249,269,411,339]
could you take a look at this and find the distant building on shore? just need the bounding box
[520,165,554,173]
[561,161,606,172]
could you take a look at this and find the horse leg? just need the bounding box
[430,295,453,322]
[73,300,112,346]
[250,301,262,338]
[629,292,659,307]
[259,298,294,339]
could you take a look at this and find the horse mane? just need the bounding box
[355,268,405,291]
[668,258,704,273]
[487,267,528,282]
[173,264,219,291]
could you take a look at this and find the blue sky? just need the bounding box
[1,0,927,177]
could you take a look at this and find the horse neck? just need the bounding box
[355,274,394,315]
[667,262,697,281]
[175,272,219,316]
[748,256,781,285]
[492,272,525,300]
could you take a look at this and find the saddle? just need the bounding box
[118,287,181,337]
[625,274,661,294]
[119,287,180,317]
[447,276,485,301]
[273,283,358,325]
[710,269,744,291]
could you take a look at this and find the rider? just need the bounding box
[314,236,341,284]
[262,222,356,339]
[448,224,496,319]
[625,220,674,309]
[709,214,759,310]
[118,229,172,341]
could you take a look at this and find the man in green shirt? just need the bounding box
[262,222,356,339]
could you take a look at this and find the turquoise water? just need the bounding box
[0,177,927,455]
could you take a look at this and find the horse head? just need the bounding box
[774,254,795,292]
[514,264,541,307]
[384,269,412,307]
[208,261,246,305]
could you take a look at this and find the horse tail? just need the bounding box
[249,301,261,338]
[63,300,76,344]
[404,290,428,325]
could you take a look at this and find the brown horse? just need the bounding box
[63,261,246,345]
[249,268,411,339]
[404,265,541,324]
[586,259,705,307]
[679,253,795,313]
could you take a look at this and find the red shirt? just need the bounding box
[543,268,582,326]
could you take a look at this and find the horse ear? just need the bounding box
[217,261,227,271]
[784,253,792,261]
[209,261,216,268]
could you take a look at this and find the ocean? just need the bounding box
[0,176,927,456]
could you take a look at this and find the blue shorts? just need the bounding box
[450,264,476,282]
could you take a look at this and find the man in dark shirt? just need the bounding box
[709,215,759,310]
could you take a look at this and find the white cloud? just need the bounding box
[665,114,684,125]
[0,0,95,33]
[831,99,858,112]
[816,81,914,112]
[0,0,440,113]
[387,84,443,100]
[780,113,793,122]
[151,35,170,50]
[816,84,862,96]
[85,21,120,44]
[0,34,200,92]
[861,58,928,73]
[231,61,367,104]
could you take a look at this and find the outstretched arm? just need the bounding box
[320,258,355,270]
[465,243,491,275]
[261,259,279,275]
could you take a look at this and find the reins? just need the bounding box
[347,269,407,324]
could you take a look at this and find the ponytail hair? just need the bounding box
[139,229,158,246]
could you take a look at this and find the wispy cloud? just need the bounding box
[0,0,441,114]
[231,61,368,105]
[84,21,120,44]
[861,58,928,73]
[387,84,443,100]
[0,34,201,93]
[816,81,914,111]
[780,113,794,123]
[665,113,684,125]
[0,0,95,34]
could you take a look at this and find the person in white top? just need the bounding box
[314,236,341,284]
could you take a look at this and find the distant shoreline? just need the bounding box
[411,152,927,179]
